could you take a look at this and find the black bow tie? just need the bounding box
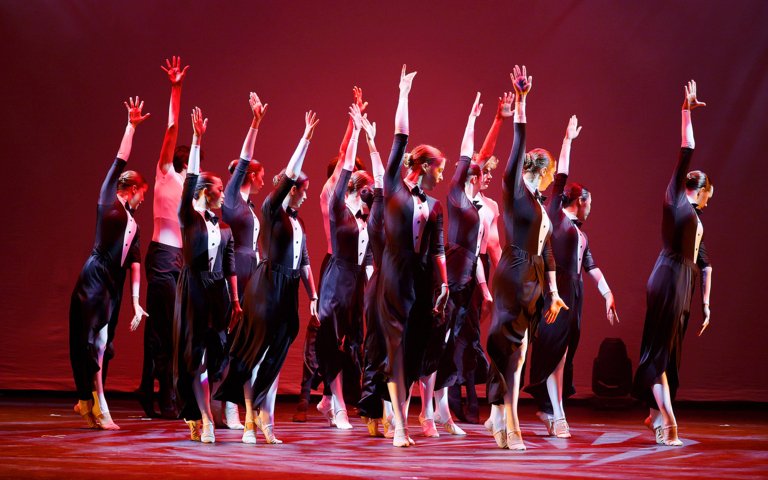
[411,186,427,202]
[124,203,136,215]
[204,211,219,225]
[472,200,483,211]
[570,218,583,228]
[355,210,369,222]
[286,207,298,219]
[534,191,547,205]
[692,203,703,217]
[247,199,256,210]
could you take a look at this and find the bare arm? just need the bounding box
[157,56,189,175]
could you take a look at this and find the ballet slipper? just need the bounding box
[506,430,526,451]
[553,418,571,439]
[186,419,201,441]
[644,415,664,445]
[662,425,683,447]
[74,401,99,429]
[316,397,335,426]
[361,416,384,437]
[383,415,394,439]
[434,412,466,436]
[485,416,507,449]
[536,411,555,436]
[91,401,119,430]
[418,414,439,438]
[224,402,244,430]
[256,417,283,444]
[334,409,354,430]
[242,420,257,444]
[200,422,215,443]
[393,427,410,448]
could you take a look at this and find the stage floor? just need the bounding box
[1,396,766,479]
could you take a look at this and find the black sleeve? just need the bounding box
[224,157,249,212]
[179,173,198,228]
[384,134,408,197]
[543,237,556,272]
[504,123,526,199]
[582,243,597,272]
[666,147,694,205]
[429,201,446,257]
[263,175,296,219]
[127,226,141,266]
[99,158,127,206]
[331,168,353,217]
[696,239,711,270]
[300,233,310,267]
[548,173,568,226]
[449,155,472,206]
[223,228,237,277]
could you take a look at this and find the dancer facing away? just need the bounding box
[632,80,712,446]
[219,111,319,445]
[524,115,619,438]
[70,97,150,430]
[139,56,189,420]
[357,113,395,437]
[485,65,568,451]
[295,88,367,423]
[433,92,490,437]
[447,95,510,424]
[316,103,373,430]
[173,107,242,444]
[379,65,449,447]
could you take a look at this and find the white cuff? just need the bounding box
[514,101,526,123]
[597,276,611,297]
[681,110,695,149]
[189,144,201,174]
[240,127,258,160]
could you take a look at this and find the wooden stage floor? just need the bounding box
[1,395,767,479]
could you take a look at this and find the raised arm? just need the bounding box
[504,65,532,198]
[328,87,368,188]
[101,97,150,205]
[668,80,706,202]
[556,115,581,176]
[477,92,512,161]
[180,107,207,226]
[385,65,416,193]
[452,93,483,192]
[157,56,189,175]
[225,92,267,209]
[286,111,318,180]
[361,115,383,188]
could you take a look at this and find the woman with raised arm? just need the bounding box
[172,107,241,444]
[432,93,487,437]
[139,57,190,419]
[524,115,619,438]
[70,97,150,430]
[632,80,713,447]
[218,111,319,445]
[357,114,395,437]
[447,94,511,424]
[379,65,449,447]
[215,92,268,430]
[315,104,372,430]
[485,66,568,451]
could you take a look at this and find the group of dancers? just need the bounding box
[68,58,714,450]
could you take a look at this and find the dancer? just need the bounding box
[219,111,319,445]
[215,92,269,431]
[70,97,150,430]
[524,115,619,438]
[433,92,489,437]
[173,107,242,444]
[485,66,567,451]
[316,103,371,430]
[295,88,367,423]
[447,95,510,424]
[632,80,712,446]
[139,56,189,419]
[379,65,449,447]
[357,114,394,437]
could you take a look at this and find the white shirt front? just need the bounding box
[152,164,184,247]
[348,205,369,265]
[525,183,551,255]
[287,209,303,269]
[564,209,587,273]
[197,209,221,272]
[473,193,492,257]
[118,198,137,266]
[694,214,703,262]
[412,195,430,253]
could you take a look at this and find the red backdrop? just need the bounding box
[2,1,766,401]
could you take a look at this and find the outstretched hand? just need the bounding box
[353,86,368,113]
[399,64,417,96]
[497,91,514,119]
[161,56,190,86]
[130,304,148,332]
[544,294,568,324]
[510,64,532,97]
[361,114,376,141]
[124,96,151,127]
[249,91,268,125]
[565,115,582,141]
[682,79,706,111]
[191,106,208,137]
[469,92,483,117]
[349,103,363,130]
[303,110,319,140]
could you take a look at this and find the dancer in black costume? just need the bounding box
[172,107,242,444]
[218,111,319,445]
[316,104,372,430]
[632,80,713,446]
[524,115,619,438]
[70,97,150,430]
[379,65,450,447]
[221,92,268,442]
[485,66,568,451]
